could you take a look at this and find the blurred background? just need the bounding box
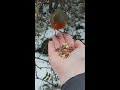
[35,0,85,90]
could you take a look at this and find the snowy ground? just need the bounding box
[35,0,85,90]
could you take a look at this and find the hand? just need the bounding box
[48,33,85,85]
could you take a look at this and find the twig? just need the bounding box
[36,76,55,87]
[36,64,51,69]
[35,57,49,62]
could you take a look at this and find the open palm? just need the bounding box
[48,33,85,85]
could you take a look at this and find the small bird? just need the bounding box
[50,8,68,32]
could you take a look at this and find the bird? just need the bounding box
[50,8,68,34]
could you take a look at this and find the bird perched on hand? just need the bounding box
[50,8,68,31]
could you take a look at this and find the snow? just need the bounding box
[45,27,55,38]
[35,0,85,89]
[80,32,85,39]
[43,4,47,13]
[35,79,42,90]
[77,29,84,33]
[81,22,85,28]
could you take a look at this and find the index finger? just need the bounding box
[63,33,75,47]
[48,41,55,55]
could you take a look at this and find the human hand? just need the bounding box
[48,33,85,85]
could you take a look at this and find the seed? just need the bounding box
[66,45,69,48]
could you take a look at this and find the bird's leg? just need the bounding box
[64,30,67,33]
[59,30,63,33]
[55,29,61,39]
[63,28,67,34]
[53,29,57,36]
[55,30,59,37]
[55,30,58,36]
[52,29,54,37]
[55,30,57,36]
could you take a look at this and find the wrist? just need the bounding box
[59,67,85,85]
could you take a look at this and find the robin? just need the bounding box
[50,8,68,33]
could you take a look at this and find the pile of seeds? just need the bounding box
[56,43,74,58]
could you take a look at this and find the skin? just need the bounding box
[48,32,85,85]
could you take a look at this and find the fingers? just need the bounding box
[63,33,75,47]
[74,40,85,48]
[48,40,60,62]
[56,33,66,45]
[48,41,55,55]
[52,36,60,49]
[52,33,85,50]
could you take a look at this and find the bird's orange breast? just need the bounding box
[51,20,65,30]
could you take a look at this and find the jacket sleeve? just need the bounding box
[61,73,85,90]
